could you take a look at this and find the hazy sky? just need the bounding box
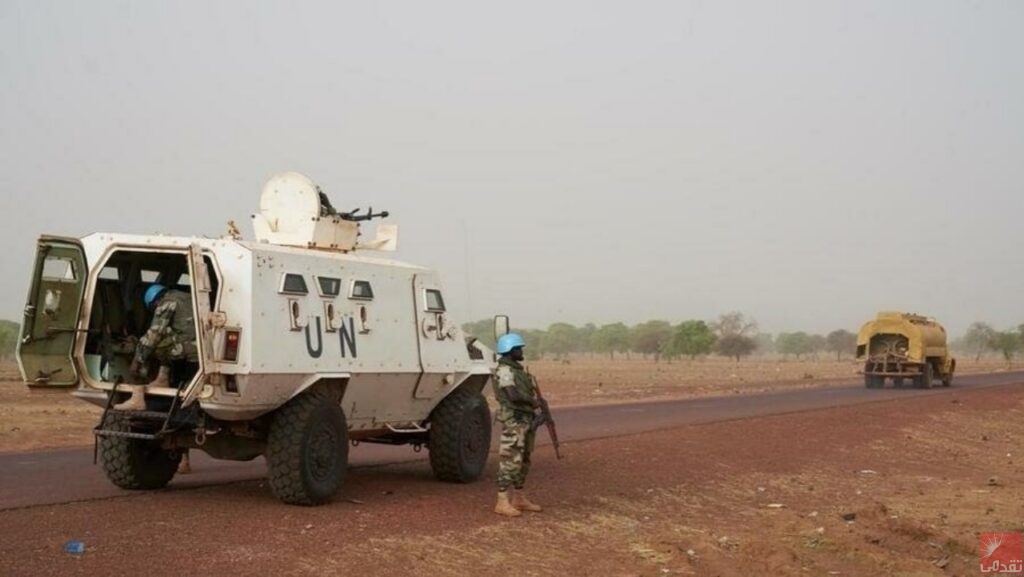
[1,1,1021,335]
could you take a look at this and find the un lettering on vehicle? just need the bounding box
[304,315,358,359]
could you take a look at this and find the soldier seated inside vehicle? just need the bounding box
[82,251,216,394]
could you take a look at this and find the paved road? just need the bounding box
[3,371,1023,510]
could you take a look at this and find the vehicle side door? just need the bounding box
[412,274,465,399]
[17,237,88,387]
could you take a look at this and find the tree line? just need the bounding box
[463,312,860,362]
[955,322,1024,364]
[466,315,1024,364]
[0,317,1020,365]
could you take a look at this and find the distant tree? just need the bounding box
[825,329,857,361]
[630,320,674,361]
[543,323,578,360]
[666,320,717,360]
[577,323,598,356]
[808,334,827,359]
[519,328,547,360]
[713,312,758,338]
[776,332,813,360]
[963,322,997,361]
[990,331,1022,367]
[753,333,775,355]
[0,320,19,361]
[715,334,757,362]
[593,322,631,360]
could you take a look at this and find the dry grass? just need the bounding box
[0,357,1012,453]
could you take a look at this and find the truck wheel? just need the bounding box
[942,360,955,387]
[915,363,933,389]
[428,388,491,483]
[266,393,348,506]
[864,374,882,389]
[99,415,182,490]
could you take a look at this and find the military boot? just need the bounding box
[511,489,543,512]
[177,451,192,475]
[148,366,172,388]
[494,490,522,517]
[113,386,147,411]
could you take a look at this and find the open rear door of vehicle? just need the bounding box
[17,236,88,388]
[181,243,218,406]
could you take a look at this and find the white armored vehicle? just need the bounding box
[16,172,495,505]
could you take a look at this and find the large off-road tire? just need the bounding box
[99,415,182,490]
[914,362,933,389]
[428,388,491,483]
[942,360,955,387]
[266,393,348,506]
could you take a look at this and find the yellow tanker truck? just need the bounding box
[856,312,955,389]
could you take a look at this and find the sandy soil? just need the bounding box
[0,357,1012,453]
[1,377,1021,576]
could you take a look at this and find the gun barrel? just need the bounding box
[532,377,563,459]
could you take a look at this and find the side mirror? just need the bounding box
[494,315,510,341]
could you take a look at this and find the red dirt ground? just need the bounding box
[1,379,1021,576]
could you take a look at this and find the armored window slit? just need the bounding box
[280,273,309,295]
[350,280,374,300]
[424,289,446,312]
[316,276,341,298]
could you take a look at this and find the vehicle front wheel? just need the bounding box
[428,388,492,483]
[266,393,348,506]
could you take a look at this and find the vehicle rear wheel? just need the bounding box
[266,393,348,506]
[914,363,933,389]
[942,360,955,387]
[864,374,883,389]
[894,377,905,388]
[99,414,182,490]
[428,388,492,483]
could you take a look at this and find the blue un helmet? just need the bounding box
[496,332,526,355]
[144,284,167,310]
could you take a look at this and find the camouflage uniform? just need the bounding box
[493,356,538,491]
[133,289,199,367]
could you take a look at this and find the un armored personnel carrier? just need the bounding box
[856,311,955,389]
[16,172,495,505]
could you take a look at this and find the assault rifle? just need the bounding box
[530,377,563,460]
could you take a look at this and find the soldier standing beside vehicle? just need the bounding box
[114,284,199,411]
[492,333,544,517]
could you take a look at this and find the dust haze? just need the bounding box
[1,1,1021,335]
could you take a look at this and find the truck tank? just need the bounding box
[856,312,955,390]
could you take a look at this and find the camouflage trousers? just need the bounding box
[497,416,536,491]
[152,336,199,365]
